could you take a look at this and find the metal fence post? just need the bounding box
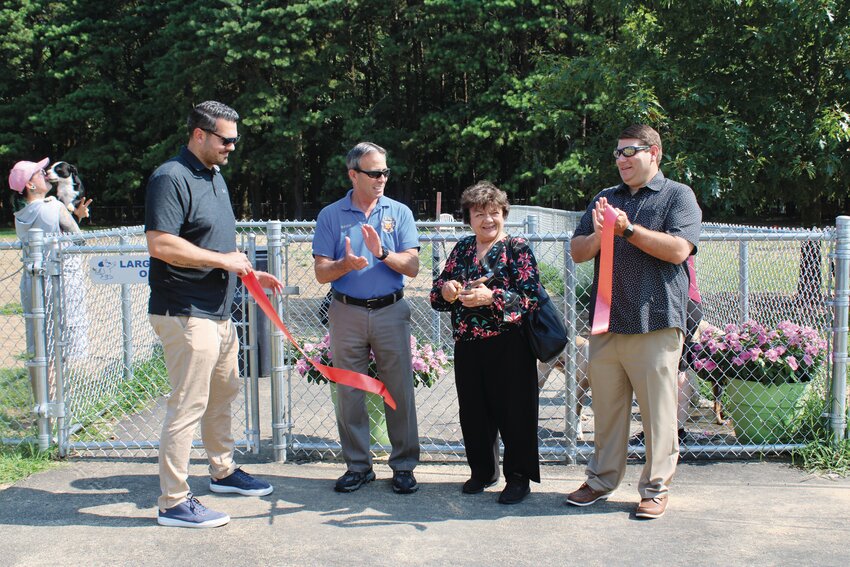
[26,229,51,452]
[119,236,134,383]
[739,241,749,323]
[47,237,68,456]
[267,220,288,461]
[526,215,538,253]
[245,234,261,454]
[831,216,849,444]
[431,234,442,348]
[563,239,578,464]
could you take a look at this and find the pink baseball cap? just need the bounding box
[8,157,49,193]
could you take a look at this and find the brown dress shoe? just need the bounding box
[635,495,668,519]
[565,482,610,507]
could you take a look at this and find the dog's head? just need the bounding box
[45,161,85,211]
[45,161,77,184]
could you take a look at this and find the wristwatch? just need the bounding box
[622,224,635,239]
[378,246,390,261]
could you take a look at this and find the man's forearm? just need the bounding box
[570,232,601,263]
[314,257,353,284]
[627,225,692,264]
[382,249,419,278]
[146,231,223,269]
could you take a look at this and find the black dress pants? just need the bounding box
[454,327,540,483]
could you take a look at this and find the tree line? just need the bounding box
[1,0,848,226]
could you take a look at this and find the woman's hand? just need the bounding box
[74,198,93,221]
[441,280,463,303]
[458,279,494,308]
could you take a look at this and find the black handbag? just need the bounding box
[523,284,568,363]
[504,237,568,362]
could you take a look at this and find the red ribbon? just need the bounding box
[591,205,619,335]
[240,272,397,410]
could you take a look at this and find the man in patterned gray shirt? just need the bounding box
[566,124,702,519]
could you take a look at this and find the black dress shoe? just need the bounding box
[462,477,498,494]
[334,468,376,493]
[392,470,418,494]
[497,479,530,505]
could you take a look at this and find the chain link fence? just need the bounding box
[1,214,847,464]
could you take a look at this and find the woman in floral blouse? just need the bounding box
[430,181,541,505]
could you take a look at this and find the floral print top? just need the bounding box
[430,235,541,342]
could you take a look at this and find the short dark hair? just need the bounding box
[346,142,387,170]
[618,124,662,153]
[187,101,239,135]
[460,181,510,224]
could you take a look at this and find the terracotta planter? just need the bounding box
[726,378,810,444]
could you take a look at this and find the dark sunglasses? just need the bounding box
[613,145,650,159]
[202,128,241,145]
[354,167,390,179]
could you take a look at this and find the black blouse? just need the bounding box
[431,235,541,342]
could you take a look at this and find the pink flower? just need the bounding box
[786,356,799,371]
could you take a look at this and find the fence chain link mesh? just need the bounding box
[1,216,845,464]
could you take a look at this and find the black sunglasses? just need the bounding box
[202,128,241,145]
[354,167,390,179]
[613,145,650,159]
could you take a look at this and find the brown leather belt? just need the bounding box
[332,289,404,309]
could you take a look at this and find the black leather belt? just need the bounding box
[333,290,404,309]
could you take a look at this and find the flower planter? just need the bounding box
[726,378,810,444]
[329,384,390,448]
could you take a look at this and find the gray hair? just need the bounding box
[187,101,239,135]
[345,142,387,170]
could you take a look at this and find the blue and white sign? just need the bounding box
[89,256,150,285]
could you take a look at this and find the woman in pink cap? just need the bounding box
[9,157,92,359]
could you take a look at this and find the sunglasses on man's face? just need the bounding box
[202,128,241,146]
[612,145,651,159]
[354,167,390,179]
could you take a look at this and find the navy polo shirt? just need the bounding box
[145,146,238,320]
[573,172,702,335]
[313,190,419,299]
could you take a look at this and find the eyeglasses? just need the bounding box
[354,167,390,179]
[202,128,241,145]
[613,145,651,159]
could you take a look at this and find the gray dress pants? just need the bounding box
[328,297,420,472]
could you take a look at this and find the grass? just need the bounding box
[0,366,35,439]
[0,442,60,487]
[0,302,23,316]
[73,349,170,442]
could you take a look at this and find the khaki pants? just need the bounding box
[150,315,240,511]
[585,328,683,499]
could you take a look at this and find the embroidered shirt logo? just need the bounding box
[381,217,396,233]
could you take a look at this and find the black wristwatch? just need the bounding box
[622,224,635,239]
[378,246,390,261]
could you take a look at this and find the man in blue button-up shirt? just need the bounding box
[313,142,421,494]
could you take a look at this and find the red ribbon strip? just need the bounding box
[240,272,397,410]
[591,205,619,335]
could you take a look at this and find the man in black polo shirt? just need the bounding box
[145,100,283,528]
[566,124,702,519]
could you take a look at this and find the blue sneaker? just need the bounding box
[157,494,230,528]
[210,468,274,496]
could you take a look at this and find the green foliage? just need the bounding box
[0,442,59,487]
[0,366,34,438]
[1,1,848,225]
[538,261,564,296]
[73,349,170,441]
[0,302,23,316]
